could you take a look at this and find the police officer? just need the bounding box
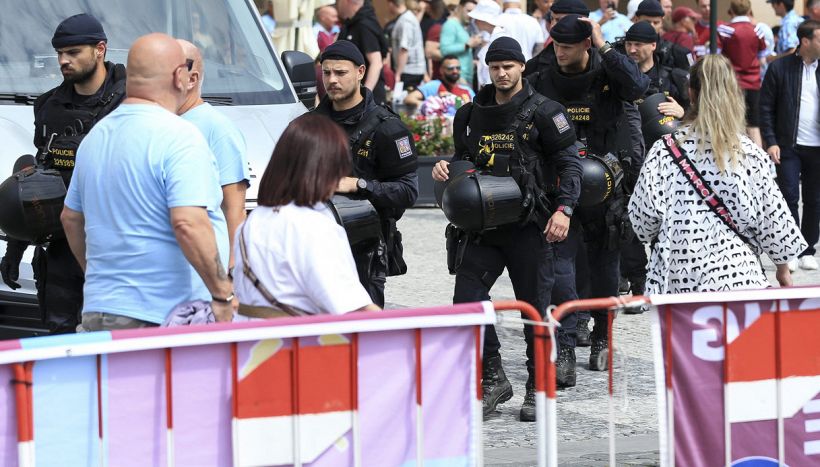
[620,20,689,300]
[630,0,693,71]
[525,15,649,384]
[0,14,126,334]
[313,41,418,307]
[432,37,582,421]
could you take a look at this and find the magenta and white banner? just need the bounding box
[651,288,820,467]
[0,303,496,467]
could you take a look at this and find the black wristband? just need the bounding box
[212,292,235,303]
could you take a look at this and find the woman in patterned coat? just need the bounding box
[628,55,806,294]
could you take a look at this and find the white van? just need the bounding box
[0,0,316,337]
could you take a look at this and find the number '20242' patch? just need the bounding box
[395,136,413,159]
[553,113,571,134]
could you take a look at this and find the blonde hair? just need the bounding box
[686,55,747,172]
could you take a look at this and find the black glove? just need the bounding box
[0,239,28,290]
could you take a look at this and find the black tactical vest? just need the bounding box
[534,62,622,156]
[459,93,553,228]
[33,63,126,187]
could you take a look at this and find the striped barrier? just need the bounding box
[548,286,820,467]
[0,301,553,467]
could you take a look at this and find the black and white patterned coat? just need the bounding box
[628,127,807,294]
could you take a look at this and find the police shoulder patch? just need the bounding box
[395,136,413,159]
[552,113,571,134]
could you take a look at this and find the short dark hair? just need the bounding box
[773,0,795,10]
[257,114,351,207]
[441,54,460,63]
[459,0,476,6]
[797,19,820,43]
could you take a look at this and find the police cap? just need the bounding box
[320,40,365,67]
[52,13,107,49]
[550,0,590,17]
[635,0,665,17]
[485,36,526,64]
[625,21,659,43]
[550,15,593,44]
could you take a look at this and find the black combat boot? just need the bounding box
[576,318,591,347]
[482,355,513,416]
[624,278,648,314]
[589,338,608,371]
[556,346,577,388]
[618,276,630,295]
[519,377,537,422]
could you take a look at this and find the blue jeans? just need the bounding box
[776,144,820,256]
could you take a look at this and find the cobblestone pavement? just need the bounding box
[386,208,820,465]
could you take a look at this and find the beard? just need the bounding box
[62,60,99,85]
[494,74,519,92]
[328,84,358,103]
[443,73,461,84]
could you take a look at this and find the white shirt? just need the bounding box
[477,27,509,87]
[494,8,545,61]
[233,203,372,315]
[796,59,820,146]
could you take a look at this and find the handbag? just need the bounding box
[662,134,763,260]
[238,220,306,317]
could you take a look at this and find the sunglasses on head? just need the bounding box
[177,58,194,72]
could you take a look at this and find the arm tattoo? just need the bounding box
[215,253,228,281]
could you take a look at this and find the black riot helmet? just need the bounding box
[578,149,624,207]
[434,160,476,207]
[326,194,382,249]
[441,170,523,231]
[0,164,67,244]
[639,93,681,147]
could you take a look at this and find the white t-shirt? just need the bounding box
[796,60,820,147]
[494,8,545,61]
[233,203,372,315]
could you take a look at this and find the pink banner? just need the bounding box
[654,295,820,466]
[0,303,494,466]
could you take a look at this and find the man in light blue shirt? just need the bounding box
[178,40,249,270]
[589,0,634,43]
[771,0,805,56]
[61,34,236,330]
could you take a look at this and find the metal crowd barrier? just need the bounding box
[0,301,556,467]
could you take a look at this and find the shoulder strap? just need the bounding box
[511,93,547,135]
[238,220,306,317]
[661,134,754,247]
[349,105,395,154]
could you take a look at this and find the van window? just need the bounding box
[0,0,295,105]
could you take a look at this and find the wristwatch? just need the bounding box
[356,178,369,193]
[556,205,574,217]
[599,42,613,55]
[212,292,235,303]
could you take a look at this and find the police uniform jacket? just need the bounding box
[656,38,693,72]
[642,57,690,110]
[314,86,419,220]
[452,79,582,212]
[525,44,649,185]
[33,61,126,187]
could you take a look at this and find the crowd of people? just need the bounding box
[0,2,818,428]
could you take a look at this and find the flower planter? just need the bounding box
[414,155,452,207]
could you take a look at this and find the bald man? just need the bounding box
[61,33,236,331]
[177,39,249,270]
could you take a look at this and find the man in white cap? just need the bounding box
[495,0,546,61]
[469,0,505,87]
